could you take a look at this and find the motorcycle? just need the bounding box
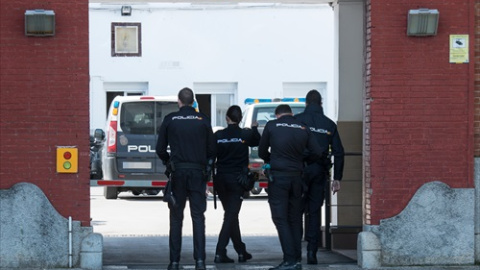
[90,129,105,179]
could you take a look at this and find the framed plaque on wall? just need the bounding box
[111,22,141,57]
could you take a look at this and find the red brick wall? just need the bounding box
[365,0,475,225]
[475,1,480,155]
[0,1,90,225]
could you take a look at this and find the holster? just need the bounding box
[163,162,176,207]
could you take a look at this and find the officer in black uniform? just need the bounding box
[156,87,215,270]
[295,89,345,264]
[213,105,260,264]
[258,104,325,270]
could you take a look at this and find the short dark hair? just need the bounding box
[226,105,242,123]
[306,89,322,106]
[275,104,292,115]
[178,87,194,106]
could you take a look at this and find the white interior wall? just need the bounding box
[89,3,334,131]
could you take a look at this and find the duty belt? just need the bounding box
[174,162,205,171]
[271,170,302,177]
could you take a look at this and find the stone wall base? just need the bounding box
[358,181,475,268]
[0,182,102,269]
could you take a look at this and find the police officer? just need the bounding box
[156,87,216,270]
[213,105,260,264]
[258,104,325,270]
[295,89,345,264]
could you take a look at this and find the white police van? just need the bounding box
[240,98,306,194]
[94,95,197,199]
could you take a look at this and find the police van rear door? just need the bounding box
[116,99,177,175]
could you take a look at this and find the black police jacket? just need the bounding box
[295,104,345,180]
[156,106,216,166]
[215,124,260,174]
[258,114,325,172]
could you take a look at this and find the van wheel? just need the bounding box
[104,187,118,199]
[250,187,262,195]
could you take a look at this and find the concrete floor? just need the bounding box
[102,235,357,269]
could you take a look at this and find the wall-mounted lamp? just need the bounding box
[407,8,439,36]
[25,9,55,37]
[121,6,132,16]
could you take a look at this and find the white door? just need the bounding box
[194,82,237,128]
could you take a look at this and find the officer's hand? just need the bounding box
[164,162,172,178]
[204,159,214,182]
[251,121,259,127]
[332,180,341,195]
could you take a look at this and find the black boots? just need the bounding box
[307,250,317,265]
[269,261,298,270]
[168,260,206,270]
[195,260,206,270]
[214,254,234,263]
[214,251,252,263]
[238,252,252,262]
[167,262,179,270]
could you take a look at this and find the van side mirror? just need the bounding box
[94,129,105,141]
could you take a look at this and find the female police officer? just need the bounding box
[213,105,260,264]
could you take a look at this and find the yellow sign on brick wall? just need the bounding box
[56,147,78,173]
[449,34,469,64]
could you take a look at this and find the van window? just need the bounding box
[254,108,275,126]
[253,106,305,127]
[120,101,177,134]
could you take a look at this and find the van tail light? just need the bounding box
[249,162,263,169]
[107,120,117,153]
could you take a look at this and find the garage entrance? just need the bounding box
[90,0,365,267]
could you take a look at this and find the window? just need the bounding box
[214,94,231,127]
[120,102,177,135]
[111,22,141,57]
[193,83,237,127]
[254,108,276,126]
[106,91,144,116]
[253,105,305,126]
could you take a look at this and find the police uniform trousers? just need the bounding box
[169,168,207,262]
[302,162,327,253]
[214,172,247,256]
[268,171,303,264]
